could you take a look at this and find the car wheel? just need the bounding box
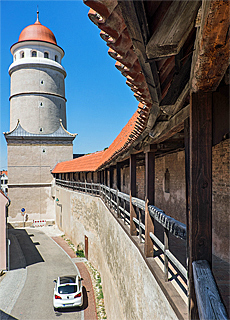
[54,307,58,312]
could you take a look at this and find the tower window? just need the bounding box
[55,55,58,62]
[40,128,43,132]
[41,80,43,84]
[44,52,49,58]
[20,51,24,58]
[31,51,37,57]
[40,102,43,107]
[42,149,46,153]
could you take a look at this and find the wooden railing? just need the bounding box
[56,179,187,284]
[193,260,228,320]
[55,178,228,318]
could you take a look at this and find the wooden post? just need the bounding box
[138,208,142,242]
[117,189,120,218]
[145,148,156,257]
[116,162,121,191]
[184,117,190,310]
[109,167,113,188]
[130,154,137,235]
[105,169,108,186]
[164,228,169,282]
[189,91,212,320]
[85,235,88,260]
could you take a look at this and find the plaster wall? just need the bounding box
[8,186,55,222]
[10,66,66,133]
[7,143,73,222]
[55,187,178,320]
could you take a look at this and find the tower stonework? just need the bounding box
[4,13,76,225]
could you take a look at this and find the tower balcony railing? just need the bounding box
[55,178,228,320]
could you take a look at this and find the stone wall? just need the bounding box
[55,186,178,320]
[212,139,230,262]
[120,139,229,262]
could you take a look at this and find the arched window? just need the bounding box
[31,51,37,57]
[55,55,58,62]
[20,51,24,58]
[44,52,49,59]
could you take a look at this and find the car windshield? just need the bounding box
[58,285,77,294]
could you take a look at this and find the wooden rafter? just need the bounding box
[191,0,230,92]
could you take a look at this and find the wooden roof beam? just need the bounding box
[191,0,230,92]
[146,0,201,59]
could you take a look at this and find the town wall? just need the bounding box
[55,186,178,320]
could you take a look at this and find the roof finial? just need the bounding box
[36,5,39,22]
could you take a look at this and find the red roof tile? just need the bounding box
[52,105,146,174]
[84,0,153,108]
[52,151,105,174]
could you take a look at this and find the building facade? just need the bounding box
[0,171,8,194]
[4,12,76,225]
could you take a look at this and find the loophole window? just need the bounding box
[164,168,170,193]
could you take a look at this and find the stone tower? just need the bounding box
[4,12,76,226]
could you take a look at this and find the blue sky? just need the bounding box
[0,0,137,170]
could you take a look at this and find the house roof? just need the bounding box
[53,1,229,174]
[52,151,105,173]
[52,107,140,173]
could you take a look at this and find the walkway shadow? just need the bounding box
[9,228,44,270]
[0,309,19,320]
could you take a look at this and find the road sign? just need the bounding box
[21,208,26,216]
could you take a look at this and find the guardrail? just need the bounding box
[56,178,228,317]
[56,178,187,284]
[193,260,228,320]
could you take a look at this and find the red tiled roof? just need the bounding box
[52,1,154,174]
[84,0,153,110]
[0,171,7,176]
[52,105,145,174]
[52,151,105,174]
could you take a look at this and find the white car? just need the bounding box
[53,275,83,311]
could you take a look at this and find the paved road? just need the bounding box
[10,228,84,320]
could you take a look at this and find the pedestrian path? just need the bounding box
[52,235,98,320]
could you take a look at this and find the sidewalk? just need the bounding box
[52,235,98,320]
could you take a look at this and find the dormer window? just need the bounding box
[31,51,37,57]
[20,51,24,58]
[44,52,49,59]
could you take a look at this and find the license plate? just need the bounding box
[63,303,73,307]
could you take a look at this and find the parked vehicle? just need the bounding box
[53,275,83,311]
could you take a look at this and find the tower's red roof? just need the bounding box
[18,17,57,45]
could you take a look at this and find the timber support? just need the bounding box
[130,154,137,236]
